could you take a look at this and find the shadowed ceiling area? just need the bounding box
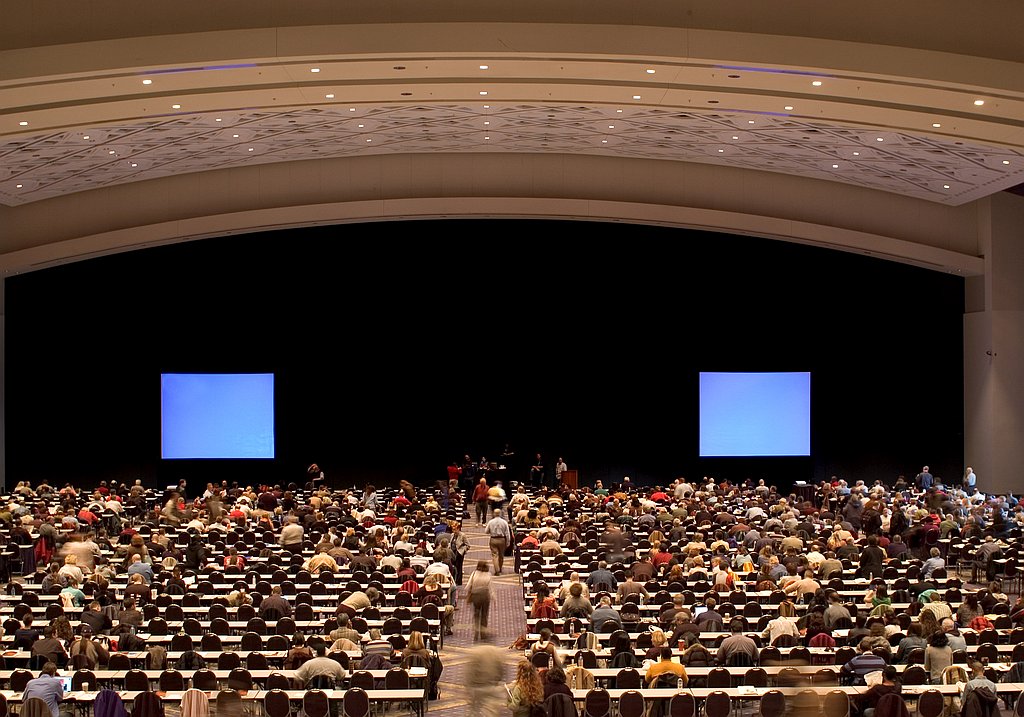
[1,1,1022,273]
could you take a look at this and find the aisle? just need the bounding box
[428,520,526,717]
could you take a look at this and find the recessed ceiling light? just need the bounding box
[932,123,942,128]
[943,184,950,189]
[483,121,490,125]
[366,138,372,142]
[484,136,490,140]
[852,152,860,156]
[812,80,822,86]
[483,105,490,109]
[632,95,641,100]
[832,164,839,168]
[130,163,138,168]
[325,94,334,99]
[1002,160,1011,165]
[479,91,488,95]
[215,118,222,122]
[142,79,152,85]
[748,120,755,124]
[350,108,356,112]
[645,69,656,74]
[601,140,608,143]
[15,184,23,189]
[784,106,794,111]
[248,147,254,151]
[608,125,615,129]
[718,149,725,153]
[974,99,985,106]
[731,136,739,140]
[310,68,321,73]
[171,104,181,109]
[616,109,623,113]
[82,135,90,140]
[18,121,28,126]
[233,134,239,138]
[108,150,116,155]
[358,124,364,128]
[876,137,884,142]
[479,65,489,70]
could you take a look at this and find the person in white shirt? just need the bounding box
[762,615,800,645]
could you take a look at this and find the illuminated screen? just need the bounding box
[161,373,275,459]
[700,372,810,456]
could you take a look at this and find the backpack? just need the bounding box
[530,703,549,717]
[969,615,994,631]
[532,600,558,620]
[177,650,206,670]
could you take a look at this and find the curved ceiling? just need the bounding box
[2,1,1022,273]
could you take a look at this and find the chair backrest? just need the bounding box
[615,668,642,689]
[707,668,731,688]
[192,669,219,691]
[545,693,579,717]
[131,691,164,717]
[264,690,291,717]
[215,691,243,717]
[125,670,150,692]
[584,688,611,717]
[823,690,849,717]
[918,690,944,717]
[159,670,185,692]
[618,691,645,717]
[343,688,370,717]
[759,690,787,717]
[704,691,731,717]
[303,691,330,717]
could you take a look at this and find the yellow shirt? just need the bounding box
[645,660,688,686]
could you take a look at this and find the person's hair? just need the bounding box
[309,638,327,656]
[651,629,667,647]
[908,623,923,637]
[660,647,674,660]
[514,660,544,705]
[407,631,426,652]
[365,587,380,602]
[969,660,986,675]
[40,662,58,677]
[928,632,949,648]
[476,560,489,572]
[569,583,583,598]
[337,613,350,626]
[730,618,745,633]
[882,665,898,682]
[546,665,567,684]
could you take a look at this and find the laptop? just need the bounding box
[59,676,73,692]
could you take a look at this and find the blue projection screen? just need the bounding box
[699,372,810,457]
[161,373,275,459]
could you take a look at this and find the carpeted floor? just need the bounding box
[427,521,526,717]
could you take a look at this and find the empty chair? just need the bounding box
[201,634,223,651]
[303,690,330,717]
[218,652,242,670]
[159,670,185,692]
[264,689,291,717]
[130,691,163,717]
[350,671,374,690]
[192,669,219,691]
[615,668,642,689]
[227,668,252,691]
[384,668,410,689]
[707,668,731,688]
[704,691,731,717]
[71,669,98,691]
[583,688,611,717]
[108,653,131,670]
[240,632,263,651]
[246,652,269,670]
[124,669,151,692]
[618,691,645,717]
[743,668,768,688]
[670,694,695,717]
[823,690,850,717]
[759,690,787,717]
[343,688,370,717]
[265,673,291,691]
[918,690,944,717]
[216,690,244,717]
[171,633,194,652]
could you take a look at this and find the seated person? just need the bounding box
[645,647,688,686]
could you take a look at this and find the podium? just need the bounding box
[562,470,579,489]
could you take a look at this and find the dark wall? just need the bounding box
[4,220,965,491]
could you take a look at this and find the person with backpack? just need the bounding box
[531,585,558,619]
[507,660,545,717]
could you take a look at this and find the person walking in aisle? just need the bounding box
[486,512,512,575]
